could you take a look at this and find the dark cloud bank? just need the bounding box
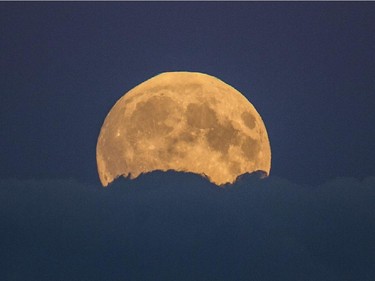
[1,172,374,281]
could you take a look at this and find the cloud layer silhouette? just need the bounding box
[1,173,374,281]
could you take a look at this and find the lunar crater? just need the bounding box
[206,121,239,154]
[241,111,256,129]
[186,102,218,129]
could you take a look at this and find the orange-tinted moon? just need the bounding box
[96,72,271,186]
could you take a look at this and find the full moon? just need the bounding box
[96,72,271,186]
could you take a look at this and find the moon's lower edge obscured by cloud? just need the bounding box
[96,72,271,186]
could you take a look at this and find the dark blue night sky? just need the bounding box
[1,2,374,281]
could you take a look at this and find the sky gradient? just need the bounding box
[1,3,375,280]
[1,2,375,184]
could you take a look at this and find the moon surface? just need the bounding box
[96,72,271,186]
